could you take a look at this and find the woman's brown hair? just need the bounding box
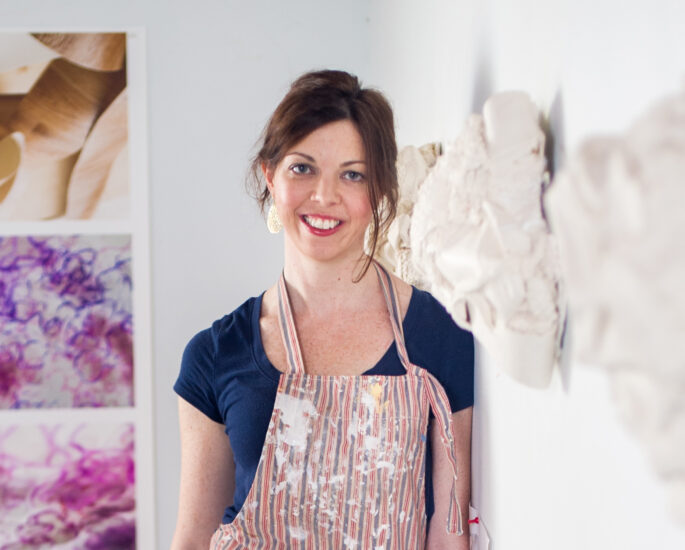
[249,69,398,280]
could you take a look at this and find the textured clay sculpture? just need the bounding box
[545,88,685,525]
[373,143,440,288]
[411,91,564,388]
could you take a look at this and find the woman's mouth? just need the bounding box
[301,215,343,235]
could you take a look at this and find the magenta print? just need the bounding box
[0,235,133,408]
[0,422,135,549]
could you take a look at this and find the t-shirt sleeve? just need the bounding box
[439,320,475,412]
[173,327,223,423]
[411,290,475,412]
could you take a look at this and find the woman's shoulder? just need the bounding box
[184,295,262,358]
[404,285,474,354]
[406,285,457,323]
[175,295,265,421]
[386,271,414,319]
[404,286,475,412]
[384,269,466,337]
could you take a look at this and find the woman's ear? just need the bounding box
[262,162,275,194]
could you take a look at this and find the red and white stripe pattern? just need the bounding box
[210,261,461,549]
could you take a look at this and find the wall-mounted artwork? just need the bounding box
[372,143,440,288]
[0,29,152,548]
[0,32,129,220]
[545,87,685,525]
[0,422,135,548]
[0,234,133,408]
[410,91,565,388]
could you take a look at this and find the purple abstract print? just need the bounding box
[0,235,133,408]
[0,423,135,548]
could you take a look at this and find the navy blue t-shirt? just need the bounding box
[174,287,474,526]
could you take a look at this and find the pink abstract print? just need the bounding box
[0,423,135,549]
[0,235,133,408]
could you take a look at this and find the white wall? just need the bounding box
[366,0,685,548]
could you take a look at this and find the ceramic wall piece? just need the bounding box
[411,91,564,388]
[545,88,685,524]
[373,143,440,288]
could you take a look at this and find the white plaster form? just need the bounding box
[545,87,685,525]
[410,91,565,388]
[373,143,440,288]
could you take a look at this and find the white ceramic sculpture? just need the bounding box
[373,143,440,288]
[411,91,564,388]
[545,88,685,525]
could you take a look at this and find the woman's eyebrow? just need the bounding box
[286,152,315,162]
[284,153,365,167]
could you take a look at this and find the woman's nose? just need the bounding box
[310,173,340,205]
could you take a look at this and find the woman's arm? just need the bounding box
[426,405,473,550]
[170,397,235,550]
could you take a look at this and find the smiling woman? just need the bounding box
[250,70,398,280]
[171,70,474,550]
[263,120,374,266]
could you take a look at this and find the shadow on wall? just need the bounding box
[470,31,493,114]
[542,89,573,393]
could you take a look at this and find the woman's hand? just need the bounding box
[426,405,473,550]
[170,397,235,550]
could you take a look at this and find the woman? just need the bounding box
[171,70,474,549]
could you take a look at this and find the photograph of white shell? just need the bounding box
[0,32,129,220]
[545,88,685,525]
[411,91,565,388]
[372,143,440,288]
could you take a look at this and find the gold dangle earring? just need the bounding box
[267,203,282,234]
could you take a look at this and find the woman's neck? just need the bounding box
[281,252,378,319]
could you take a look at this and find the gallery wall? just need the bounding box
[365,0,685,548]
[2,0,684,549]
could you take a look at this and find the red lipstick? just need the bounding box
[300,215,344,236]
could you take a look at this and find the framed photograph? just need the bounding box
[0,30,153,549]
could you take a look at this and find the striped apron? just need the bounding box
[210,262,462,549]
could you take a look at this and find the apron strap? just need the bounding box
[372,260,413,371]
[373,260,463,535]
[277,273,305,375]
[422,368,464,535]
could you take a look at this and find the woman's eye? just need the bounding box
[290,163,312,175]
[343,170,365,182]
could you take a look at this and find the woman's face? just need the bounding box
[265,120,373,266]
